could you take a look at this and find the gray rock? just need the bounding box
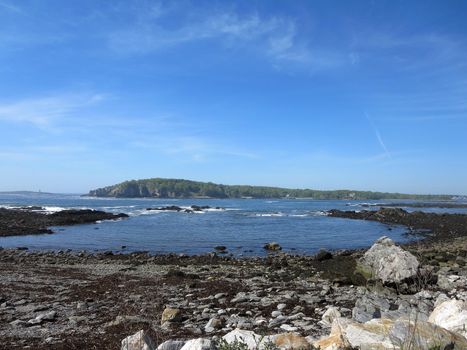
[179,339,213,350]
[10,319,28,327]
[271,310,282,318]
[277,303,287,310]
[157,340,186,350]
[121,330,155,350]
[359,236,419,283]
[204,318,223,333]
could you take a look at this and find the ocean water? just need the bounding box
[1,193,466,256]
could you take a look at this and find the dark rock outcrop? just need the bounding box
[0,208,128,237]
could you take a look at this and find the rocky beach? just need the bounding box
[0,207,466,349]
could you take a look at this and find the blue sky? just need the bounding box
[1,0,467,194]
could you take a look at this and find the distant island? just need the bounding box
[87,178,454,200]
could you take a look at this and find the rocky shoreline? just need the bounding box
[328,207,467,240]
[1,232,466,349]
[0,208,128,237]
[0,207,466,349]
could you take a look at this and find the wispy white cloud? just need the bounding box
[108,4,348,71]
[0,92,258,162]
[365,113,391,158]
[0,94,107,127]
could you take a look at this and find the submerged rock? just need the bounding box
[358,236,419,284]
[264,242,282,251]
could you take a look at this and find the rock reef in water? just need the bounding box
[0,208,128,236]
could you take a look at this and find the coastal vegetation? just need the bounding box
[87,178,453,200]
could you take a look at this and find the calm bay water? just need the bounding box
[1,193,465,255]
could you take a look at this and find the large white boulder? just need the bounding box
[359,236,419,283]
[314,316,467,350]
[121,330,156,350]
[428,299,467,338]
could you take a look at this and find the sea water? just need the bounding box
[1,193,466,255]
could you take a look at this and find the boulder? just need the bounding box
[428,299,467,338]
[156,340,186,350]
[359,236,419,284]
[121,330,155,350]
[314,317,467,350]
[274,333,310,349]
[161,307,182,324]
[322,307,341,326]
[180,339,213,350]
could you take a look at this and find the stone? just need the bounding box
[277,303,287,310]
[314,317,467,350]
[389,318,467,349]
[359,236,419,284]
[223,329,272,349]
[205,318,223,333]
[121,330,155,350]
[157,340,186,350]
[434,293,450,308]
[179,339,213,350]
[274,333,310,349]
[263,242,282,251]
[107,315,152,327]
[161,307,182,324]
[428,299,467,338]
[279,324,298,332]
[271,310,282,318]
[322,307,341,326]
[437,274,467,290]
[10,319,28,327]
[28,310,57,325]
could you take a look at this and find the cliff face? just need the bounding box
[88,183,159,198]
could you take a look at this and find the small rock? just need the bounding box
[271,310,282,318]
[161,307,182,324]
[10,320,27,327]
[280,324,298,332]
[277,303,287,310]
[205,318,223,333]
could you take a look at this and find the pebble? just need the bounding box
[271,310,282,318]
